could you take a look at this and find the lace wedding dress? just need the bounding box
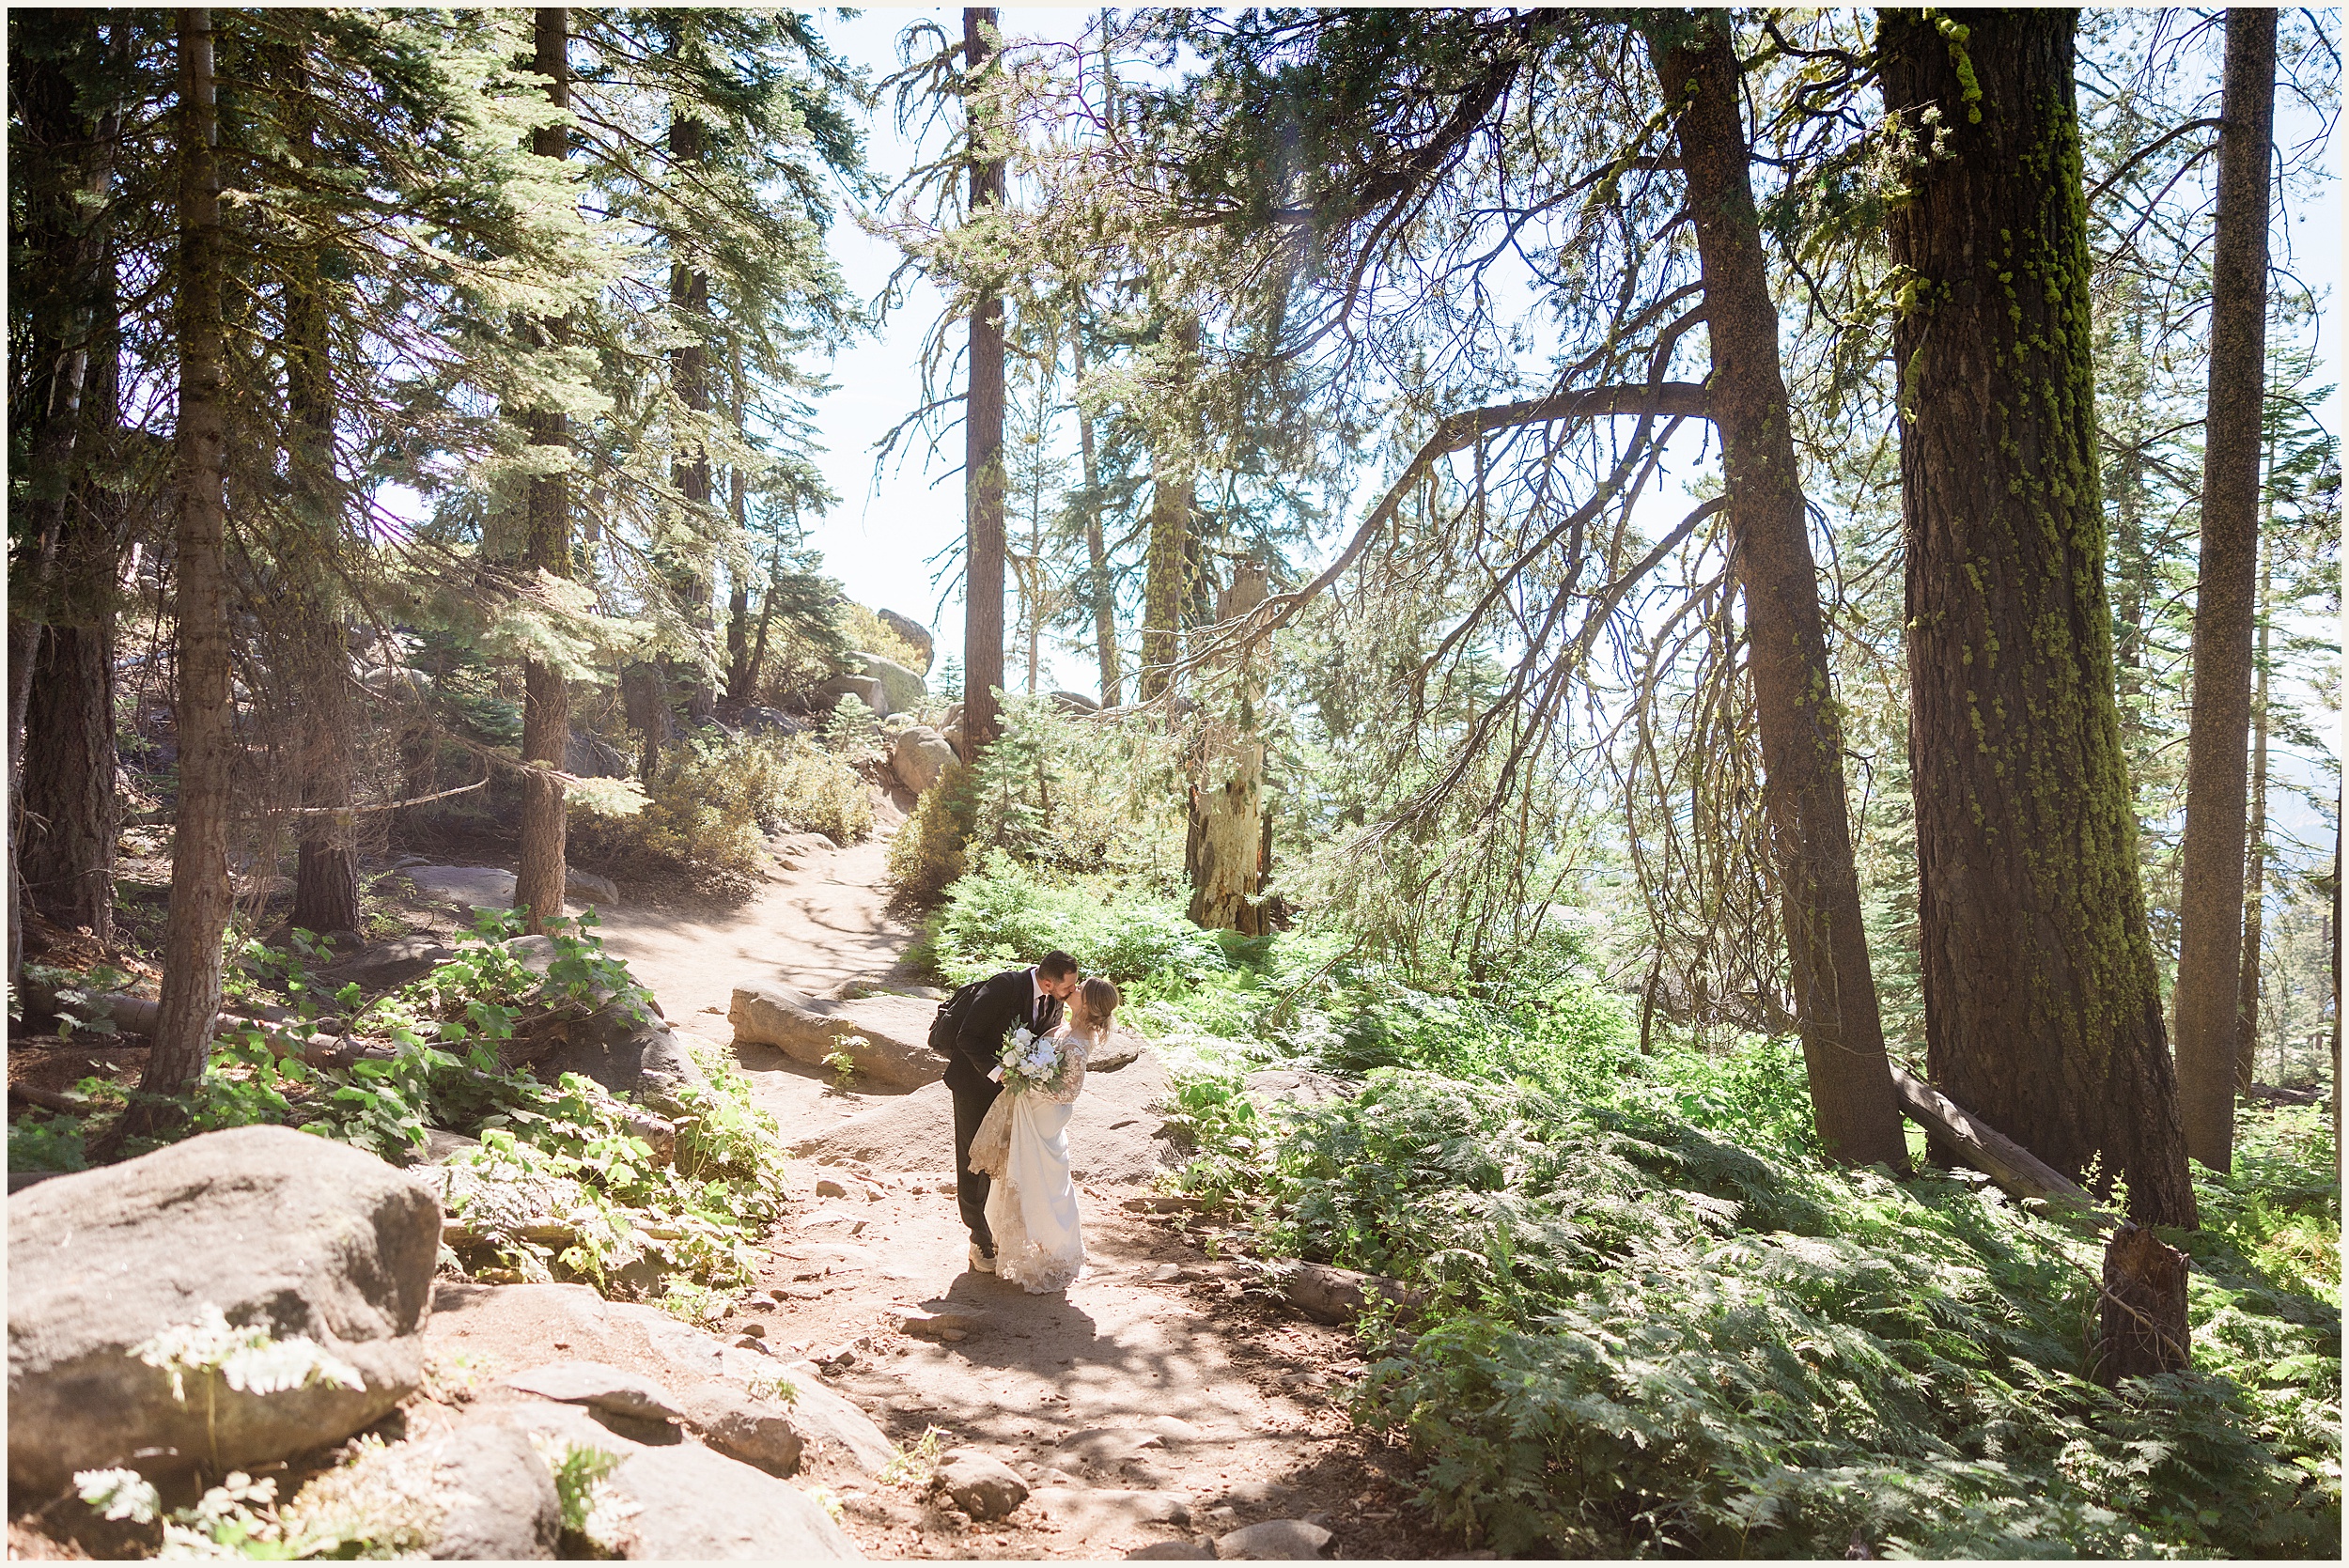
[971,1024,1095,1294]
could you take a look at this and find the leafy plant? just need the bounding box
[877,1424,949,1488]
[821,1039,861,1089]
[132,1306,365,1472]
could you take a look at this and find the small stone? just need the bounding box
[814,1343,857,1371]
[733,1335,773,1356]
[503,1361,683,1423]
[1128,1544,1217,1561]
[1148,1263,1185,1283]
[1217,1519,1334,1560]
[677,1381,803,1478]
[816,1177,850,1198]
[936,1448,1029,1522]
[897,1310,984,1340]
[939,1327,968,1343]
[739,1321,767,1339]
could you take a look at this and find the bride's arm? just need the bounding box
[1041,1035,1089,1103]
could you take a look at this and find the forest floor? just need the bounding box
[465,805,1465,1560]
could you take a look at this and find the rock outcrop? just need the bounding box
[730,985,945,1090]
[890,726,957,795]
[877,609,935,672]
[8,1126,441,1498]
[851,651,926,716]
[606,1443,862,1559]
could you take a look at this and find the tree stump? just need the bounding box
[2092,1223,2190,1386]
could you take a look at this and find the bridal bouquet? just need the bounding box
[992,1025,1075,1095]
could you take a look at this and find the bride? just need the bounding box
[970,977,1120,1294]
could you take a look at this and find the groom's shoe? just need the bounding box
[969,1242,997,1274]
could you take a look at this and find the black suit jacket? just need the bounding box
[948,967,1063,1083]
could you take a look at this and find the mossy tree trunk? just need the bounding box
[962,7,1007,754]
[146,5,235,1104]
[1879,8,2196,1226]
[1139,317,1201,705]
[513,5,572,936]
[1187,557,1268,931]
[1651,9,1908,1168]
[2172,7,2277,1170]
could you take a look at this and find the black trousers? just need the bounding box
[945,1055,1003,1251]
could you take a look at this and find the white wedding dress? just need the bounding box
[972,1023,1094,1294]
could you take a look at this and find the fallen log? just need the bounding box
[1887,1064,2116,1224]
[2246,1080,2324,1108]
[1252,1258,1423,1327]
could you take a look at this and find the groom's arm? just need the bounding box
[953,972,1019,1065]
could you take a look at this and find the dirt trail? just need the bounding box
[594,816,1451,1560]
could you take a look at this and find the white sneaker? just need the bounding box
[969,1243,996,1274]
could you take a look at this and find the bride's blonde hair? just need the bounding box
[1078,976,1121,1028]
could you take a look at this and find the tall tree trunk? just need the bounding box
[283,59,359,938]
[723,355,754,703]
[962,7,1007,752]
[2172,7,2277,1172]
[514,5,572,935]
[1071,322,1120,706]
[1139,318,1199,705]
[1651,10,1908,1168]
[1187,557,1268,930]
[144,6,234,1105]
[2235,519,2273,1094]
[9,13,124,970]
[1879,8,2196,1226]
[669,107,717,725]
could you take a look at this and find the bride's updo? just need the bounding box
[1079,977,1121,1029]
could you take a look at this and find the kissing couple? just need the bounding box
[927,951,1121,1294]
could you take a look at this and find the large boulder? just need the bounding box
[730,986,945,1090]
[877,609,935,672]
[403,863,519,916]
[564,866,620,906]
[890,726,957,795]
[817,673,890,718]
[605,1443,862,1559]
[564,729,630,780]
[850,651,926,715]
[285,1422,561,1560]
[7,1126,441,1498]
[738,706,809,739]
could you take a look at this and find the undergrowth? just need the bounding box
[922,856,2341,1559]
[10,909,788,1302]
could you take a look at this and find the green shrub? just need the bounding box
[923,853,1224,984]
[888,759,976,905]
[573,731,870,895]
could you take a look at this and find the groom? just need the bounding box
[941,950,1081,1273]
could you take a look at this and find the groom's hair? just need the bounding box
[1037,950,1080,980]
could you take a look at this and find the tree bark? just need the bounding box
[2092,1224,2191,1386]
[144,6,234,1105]
[283,58,359,938]
[1188,558,1268,931]
[963,8,1007,753]
[2173,7,2277,1171]
[1879,8,2196,1226]
[10,13,125,970]
[1070,319,1121,706]
[1652,10,1908,1168]
[669,106,717,726]
[1139,319,1200,705]
[514,5,572,936]
[2235,522,2273,1094]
